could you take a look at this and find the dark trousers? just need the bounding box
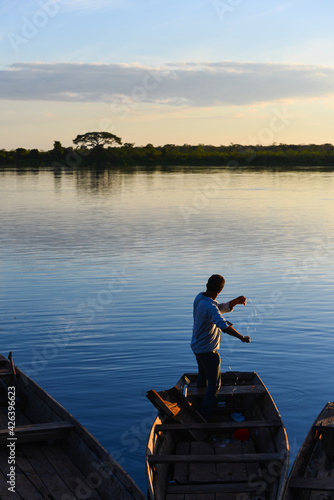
[195,351,221,418]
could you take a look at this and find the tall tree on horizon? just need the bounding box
[73,132,122,149]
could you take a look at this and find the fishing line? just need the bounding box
[220,296,256,394]
[247,296,257,335]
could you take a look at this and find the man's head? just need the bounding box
[206,274,225,294]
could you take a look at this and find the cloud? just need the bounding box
[61,0,132,12]
[1,61,334,107]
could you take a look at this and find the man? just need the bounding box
[191,274,251,418]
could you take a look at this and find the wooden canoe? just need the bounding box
[145,371,289,500]
[283,401,334,500]
[0,352,146,500]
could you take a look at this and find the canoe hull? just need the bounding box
[146,371,289,500]
[283,401,334,500]
[0,353,146,500]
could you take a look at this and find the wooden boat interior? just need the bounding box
[0,353,146,500]
[146,371,289,500]
[284,402,334,500]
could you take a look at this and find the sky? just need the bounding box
[1,0,334,149]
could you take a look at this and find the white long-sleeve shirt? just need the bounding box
[191,292,233,354]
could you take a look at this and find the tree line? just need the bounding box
[1,132,334,168]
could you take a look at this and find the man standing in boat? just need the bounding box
[191,274,251,419]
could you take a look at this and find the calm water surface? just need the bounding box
[1,166,334,492]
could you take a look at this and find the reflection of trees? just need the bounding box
[53,168,62,194]
[74,168,125,195]
[71,168,168,197]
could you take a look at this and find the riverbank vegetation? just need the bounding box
[1,132,334,168]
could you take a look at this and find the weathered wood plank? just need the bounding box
[188,442,216,484]
[216,494,250,500]
[187,385,266,397]
[148,452,284,464]
[156,420,280,432]
[167,482,268,494]
[0,421,75,445]
[147,387,208,441]
[173,442,189,484]
[289,476,334,491]
[7,462,47,499]
[187,495,215,500]
[0,434,50,500]
[42,442,102,499]
[15,452,62,499]
[182,372,256,384]
[147,390,175,417]
[166,494,215,500]
[216,441,248,482]
[63,423,146,500]
[21,442,85,499]
[244,439,260,482]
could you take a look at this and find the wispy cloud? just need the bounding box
[60,0,132,12]
[1,61,334,107]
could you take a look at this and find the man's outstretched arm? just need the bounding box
[229,295,247,309]
[224,325,251,343]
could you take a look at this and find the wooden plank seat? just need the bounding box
[0,421,75,445]
[183,372,257,384]
[289,477,334,491]
[167,482,269,494]
[0,370,13,377]
[148,452,284,464]
[146,387,208,441]
[187,385,266,396]
[155,419,281,432]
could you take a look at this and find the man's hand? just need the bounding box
[229,296,247,309]
[237,295,247,306]
[224,326,251,344]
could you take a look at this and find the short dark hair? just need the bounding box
[206,274,225,292]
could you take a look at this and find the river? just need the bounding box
[1,165,334,492]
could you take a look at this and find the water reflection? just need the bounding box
[0,165,334,491]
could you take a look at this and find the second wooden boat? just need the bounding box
[146,371,289,500]
[0,352,146,500]
[283,401,334,500]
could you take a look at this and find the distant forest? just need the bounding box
[2,132,334,169]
